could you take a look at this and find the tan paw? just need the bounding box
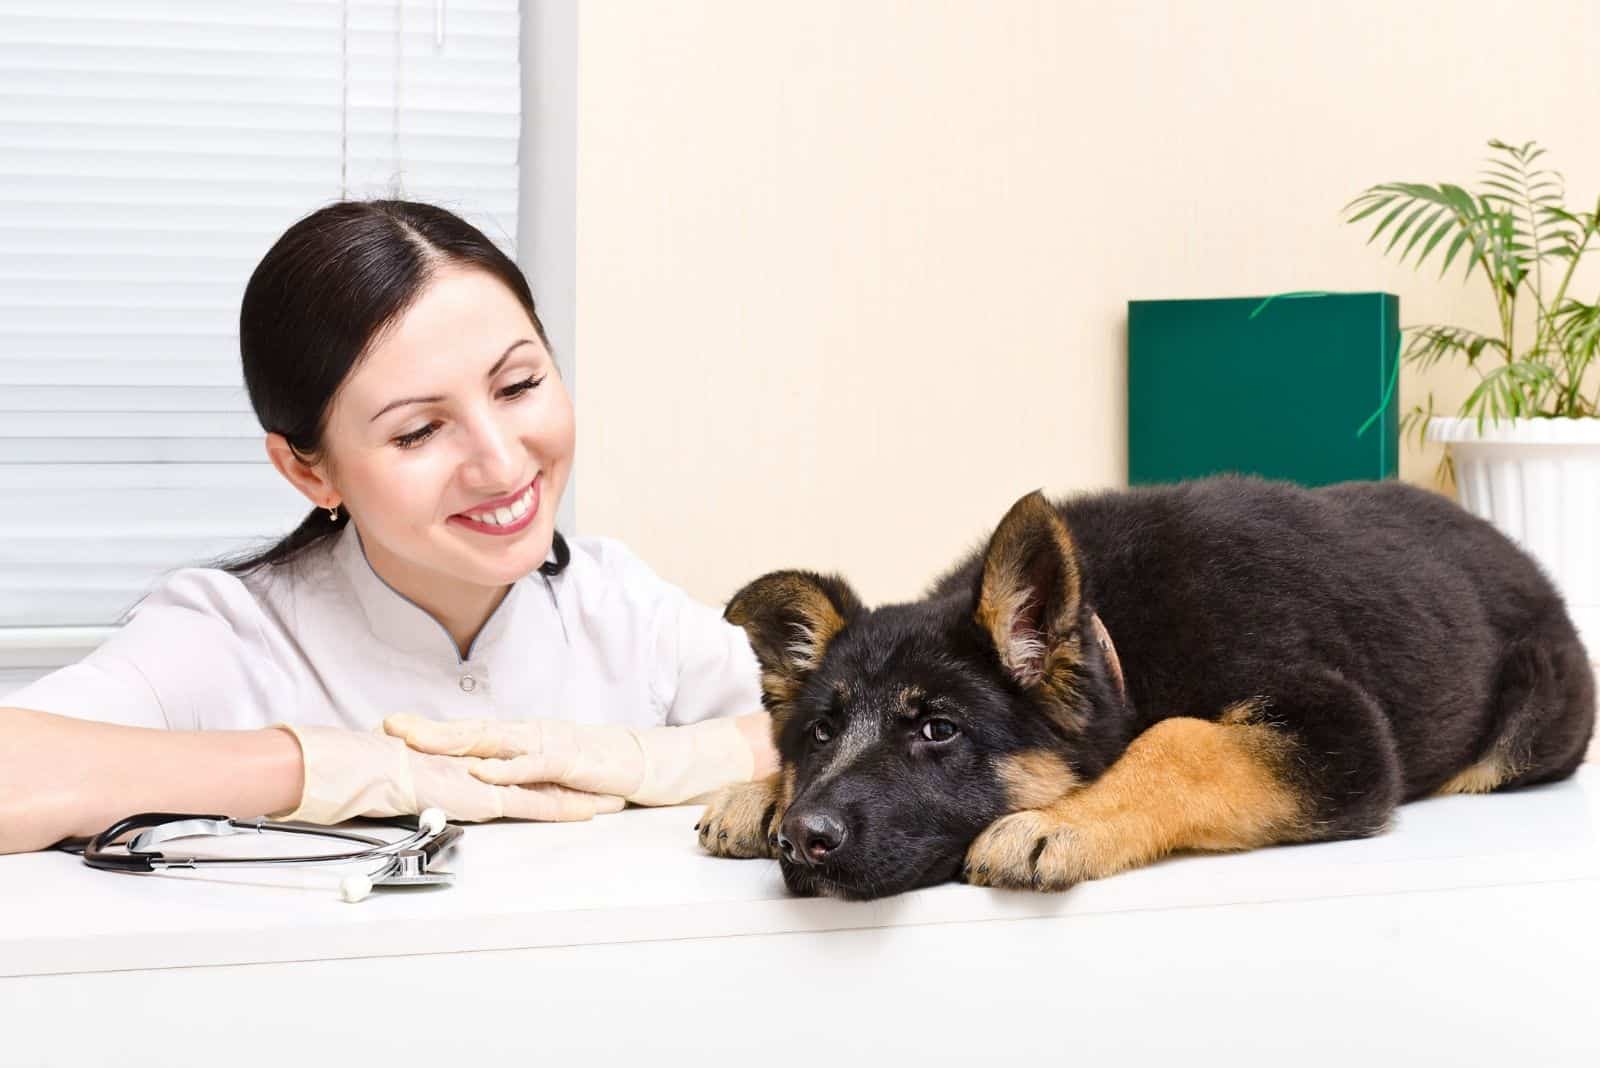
[696,776,783,859]
[964,809,1097,891]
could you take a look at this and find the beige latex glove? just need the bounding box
[383,713,756,807]
[270,723,625,825]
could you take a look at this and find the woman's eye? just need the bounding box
[920,718,959,743]
[501,374,544,399]
[811,721,835,745]
[392,423,438,449]
[390,376,544,450]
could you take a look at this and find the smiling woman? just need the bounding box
[0,200,776,854]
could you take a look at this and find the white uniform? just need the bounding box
[3,523,763,734]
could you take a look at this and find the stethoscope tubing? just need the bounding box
[82,813,438,873]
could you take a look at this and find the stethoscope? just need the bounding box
[76,807,462,903]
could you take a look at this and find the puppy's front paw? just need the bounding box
[964,809,1096,891]
[696,775,783,859]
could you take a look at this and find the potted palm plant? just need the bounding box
[1346,139,1600,656]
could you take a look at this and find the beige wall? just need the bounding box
[574,0,1600,607]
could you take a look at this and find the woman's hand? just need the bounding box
[383,714,647,796]
[384,712,766,806]
[275,723,625,825]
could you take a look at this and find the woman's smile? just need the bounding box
[449,474,542,536]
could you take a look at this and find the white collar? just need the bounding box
[329,521,540,666]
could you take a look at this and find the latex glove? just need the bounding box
[383,713,756,806]
[270,723,625,824]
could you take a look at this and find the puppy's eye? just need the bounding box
[920,718,960,743]
[811,721,835,745]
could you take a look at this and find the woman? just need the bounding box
[0,200,775,855]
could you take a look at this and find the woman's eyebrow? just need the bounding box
[369,339,536,423]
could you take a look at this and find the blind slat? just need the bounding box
[0,386,251,413]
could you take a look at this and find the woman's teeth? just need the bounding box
[463,483,534,526]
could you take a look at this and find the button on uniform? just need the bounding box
[459,673,478,694]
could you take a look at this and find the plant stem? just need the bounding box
[1519,151,1548,330]
[1546,202,1599,414]
[1472,228,1517,369]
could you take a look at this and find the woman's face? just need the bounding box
[314,264,574,594]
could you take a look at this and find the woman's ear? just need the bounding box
[264,432,339,510]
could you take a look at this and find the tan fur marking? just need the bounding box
[1220,697,1270,726]
[1434,757,1507,796]
[761,671,795,706]
[745,576,846,673]
[762,670,798,735]
[697,773,784,859]
[967,716,1308,889]
[1038,632,1088,713]
[998,750,1081,810]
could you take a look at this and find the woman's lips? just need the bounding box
[457,476,538,516]
[450,475,541,536]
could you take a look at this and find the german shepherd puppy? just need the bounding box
[695,477,1594,900]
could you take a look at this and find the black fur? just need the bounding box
[725,476,1595,900]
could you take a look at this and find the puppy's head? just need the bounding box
[726,491,1123,900]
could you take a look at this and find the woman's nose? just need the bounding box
[460,410,523,485]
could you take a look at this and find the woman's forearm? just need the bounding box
[0,706,304,854]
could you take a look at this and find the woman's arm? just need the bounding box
[0,706,627,855]
[732,711,779,779]
[0,706,304,855]
[384,708,780,805]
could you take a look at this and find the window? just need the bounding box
[0,1,522,686]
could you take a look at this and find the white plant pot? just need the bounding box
[1428,417,1600,659]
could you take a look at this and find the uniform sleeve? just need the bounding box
[662,593,764,727]
[1,568,297,733]
[586,539,763,727]
[2,651,168,730]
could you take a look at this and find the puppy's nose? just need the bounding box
[781,809,847,866]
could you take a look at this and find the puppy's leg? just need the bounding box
[1436,628,1596,796]
[967,669,1403,890]
[696,771,789,859]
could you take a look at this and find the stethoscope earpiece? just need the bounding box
[339,872,375,903]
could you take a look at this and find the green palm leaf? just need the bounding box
[1402,325,1506,370]
[1346,140,1599,433]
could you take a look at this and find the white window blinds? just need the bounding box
[0,1,521,656]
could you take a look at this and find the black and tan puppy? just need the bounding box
[696,476,1594,900]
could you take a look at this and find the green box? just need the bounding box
[1127,292,1400,487]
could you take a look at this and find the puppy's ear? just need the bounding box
[725,570,863,727]
[976,492,1089,718]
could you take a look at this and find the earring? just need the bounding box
[327,504,340,521]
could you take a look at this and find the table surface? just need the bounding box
[4,767,1599,979]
